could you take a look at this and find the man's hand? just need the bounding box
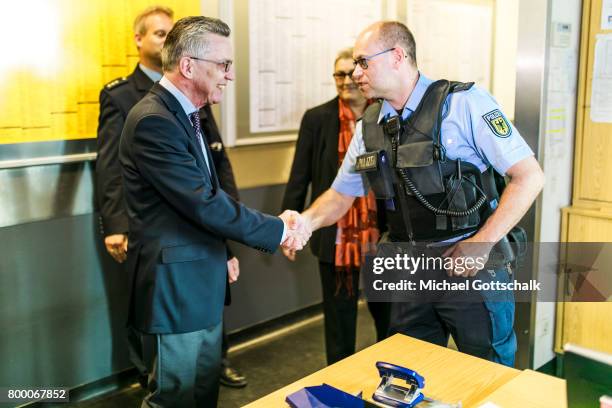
[104,233,128,263]
[227,257,240,283]
[279,210,312,251]
[442,237,493,277]
[282,247,297,261]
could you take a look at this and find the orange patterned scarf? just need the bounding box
[334,98,379,296]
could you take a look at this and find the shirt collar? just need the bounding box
[377,72,433,123]
[139,63,163,83]
[159,76,198,117]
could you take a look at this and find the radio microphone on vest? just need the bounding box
[384,115,401,135]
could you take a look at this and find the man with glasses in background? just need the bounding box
[293,21,544,367]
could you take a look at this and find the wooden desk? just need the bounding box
[245,334,520,407]
[474,369,567,408]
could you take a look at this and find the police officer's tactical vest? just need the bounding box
[355,80,500,242]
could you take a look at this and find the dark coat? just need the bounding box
[282,98,341,263]
[119,83,283,334]
[96,65,152,235]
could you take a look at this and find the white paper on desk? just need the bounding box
[602,0,612,30]
[590,34,612,123]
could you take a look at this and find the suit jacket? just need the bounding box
[96,65,151,235]
[200,108,239,202]
[282,98,341,263]
[119,83,283,334]
[199,107,239,305]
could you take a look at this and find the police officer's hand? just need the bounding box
[442,238,493,277]
[279,210,312,251]
[104,233,128,263]
[227,257,240,283]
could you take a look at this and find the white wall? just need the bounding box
[492,0,519,119]
[532,0,582,369]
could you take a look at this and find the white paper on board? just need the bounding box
[590,34,612,123]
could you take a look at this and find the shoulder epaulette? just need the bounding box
[449,81,475,93]
[104,76,128,90]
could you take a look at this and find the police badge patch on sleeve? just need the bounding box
[483,109,512,138]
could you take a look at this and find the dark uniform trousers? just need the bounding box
[388,265,517,367]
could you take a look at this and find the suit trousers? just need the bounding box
[139,322,223,408]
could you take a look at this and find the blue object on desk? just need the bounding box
[372,362,426,407]
[286,383,377,407]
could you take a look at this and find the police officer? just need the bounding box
[96,5,174,261]
[298,21,544,366]
[95,6,247,387]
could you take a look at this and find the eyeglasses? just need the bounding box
[353,48,395,70]
[332,70,354,81]
[188,56,233,73]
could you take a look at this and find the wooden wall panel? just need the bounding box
[574,0,612,207]
[557,209,612,354]
[0,0,200,144]
[556,0,612,355]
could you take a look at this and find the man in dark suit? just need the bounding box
[96,6,248,389]
[119,16,308,407]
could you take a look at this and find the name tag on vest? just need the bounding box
[355,152,378,172]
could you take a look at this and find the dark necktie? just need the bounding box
[188,111,212,175]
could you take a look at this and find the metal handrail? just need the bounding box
[0,152,97,169]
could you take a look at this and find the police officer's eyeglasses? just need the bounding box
[189,56,233,73]
[353,48,395,70]
[332,70,355,81]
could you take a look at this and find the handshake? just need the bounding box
[278,210,312,260]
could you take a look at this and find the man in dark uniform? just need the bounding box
[95,6,246,388]
[96,5,174,261]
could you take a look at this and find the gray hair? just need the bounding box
[376,21,417,67]
[162,16,231,72]
[133,5,174,35]
[334,47,353,67]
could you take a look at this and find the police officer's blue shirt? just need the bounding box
[331,73,534,197]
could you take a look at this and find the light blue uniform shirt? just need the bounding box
[331,73,534,197]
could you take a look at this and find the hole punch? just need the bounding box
[372,362,461,408]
